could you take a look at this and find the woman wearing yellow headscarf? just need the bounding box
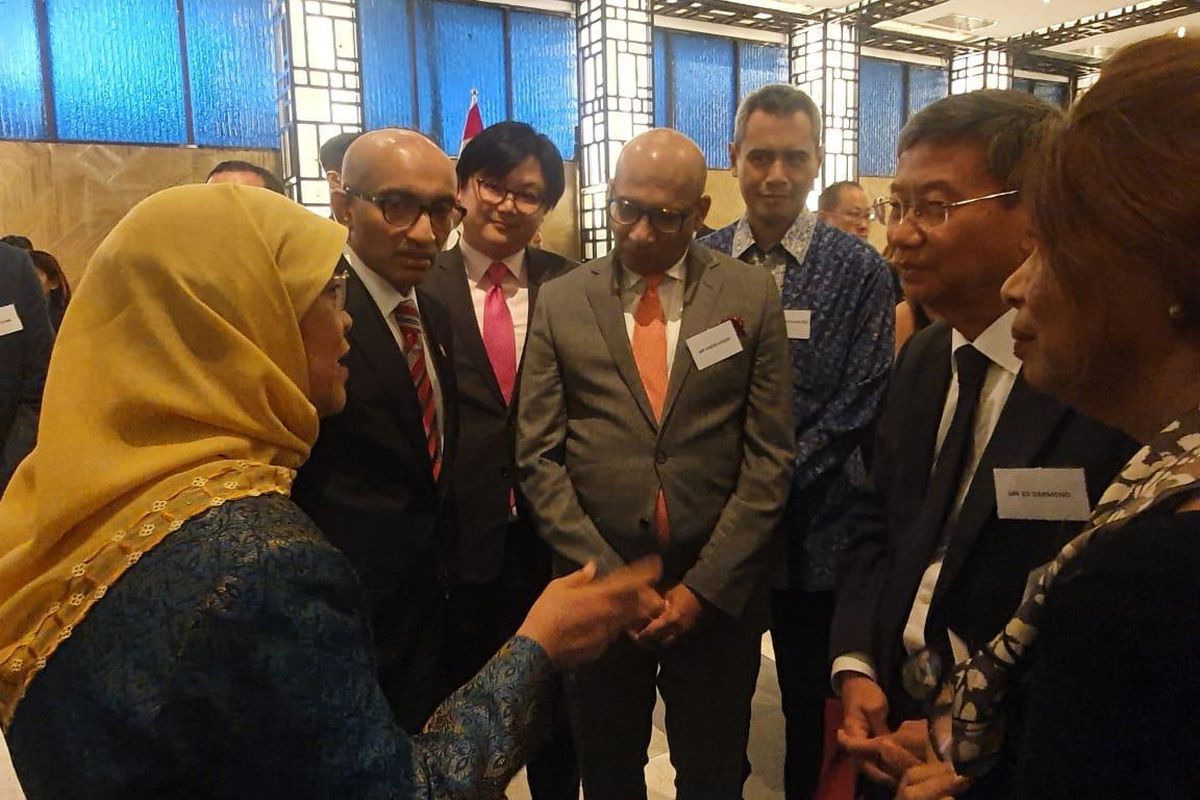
[0,184,658,798]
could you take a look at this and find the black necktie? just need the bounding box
[916,344,992,560]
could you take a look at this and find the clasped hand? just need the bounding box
[629,583,704,648]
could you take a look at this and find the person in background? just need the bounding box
[818,180,874,241]
[205,160,286,195]
[700,84,894,800]
[830,89,1136,799]
[0,243,53,496]
[897,33,1200,800]
[321,131,363,192]
[0,237,32,252]
[520,128,795,799]
[0,184,664,799]
[28,250,70,332]
[292,129,464,734]
[423,120,579,799]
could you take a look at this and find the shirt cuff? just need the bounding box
[831,653,877,695]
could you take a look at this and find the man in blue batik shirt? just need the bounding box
[700,83,894,800]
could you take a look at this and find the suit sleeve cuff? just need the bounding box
[831,653,877,695]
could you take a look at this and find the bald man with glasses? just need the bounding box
[518,128,795,799]
[293,129,466,734]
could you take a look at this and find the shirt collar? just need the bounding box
[459,237,527,285]
[731,210,817,264]
[344,245,416,317]
[620,254,687,291]
[950,308,1021,377]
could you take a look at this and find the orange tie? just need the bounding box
[632,273,670,547]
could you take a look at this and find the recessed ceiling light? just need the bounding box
[1178,26,1187,37]
[921,13,997,33]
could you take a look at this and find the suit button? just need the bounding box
[638,518,651,530]
[501,467,510,479]
[656,452,668,464]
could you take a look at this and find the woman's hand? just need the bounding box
[516,558,664,667]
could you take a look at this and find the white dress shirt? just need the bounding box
[345,247,445,454]
[619,257,687,374]
[833,310,1021,685]
[459,238,530,365]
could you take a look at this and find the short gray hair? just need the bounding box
[898,89,1064,192]
[733,84,822,148]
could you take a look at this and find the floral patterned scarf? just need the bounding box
[930,407,1200,774]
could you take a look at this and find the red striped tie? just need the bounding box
[394,300,441,480]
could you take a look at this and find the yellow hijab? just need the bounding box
[0,184,346,727]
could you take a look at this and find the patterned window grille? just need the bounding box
[576,0,654,260]
[950,40,1012,94]
[791,15,860,202]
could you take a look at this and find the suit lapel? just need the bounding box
[344,265,430,461]
[585,255,658,428]
[933,373,1069,600]
[437,247,506,407]
[661,245,723,426]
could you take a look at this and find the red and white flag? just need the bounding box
[459,89,484,155]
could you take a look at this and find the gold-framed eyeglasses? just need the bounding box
[872,190,1020,229]
[607,198,695,234]
[475,177,545,215]
[342,186,465,231]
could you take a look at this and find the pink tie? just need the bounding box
[483,262,517,405]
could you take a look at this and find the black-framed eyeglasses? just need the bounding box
[608,198,695,234]
[342,186,465,232]
[872,190,1020,229]
[475,177,545,215]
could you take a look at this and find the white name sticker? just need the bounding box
[0,305,23,337]
[784,309,811,340]
[994,467,1092,521]
[686,320,744,370]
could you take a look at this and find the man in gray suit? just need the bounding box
[518,129,796,799]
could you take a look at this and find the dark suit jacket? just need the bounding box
[831,321,1137,722]
[292,258,459,727]
[0,244,53,494]
[423,245,576,584]
[518,243,796,629]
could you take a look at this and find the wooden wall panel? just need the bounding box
[0,142,280,285]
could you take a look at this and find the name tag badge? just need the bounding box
[994,467,1092,522]
[686,320,744,370]
[784,309,811,340]
[0,305,24,337]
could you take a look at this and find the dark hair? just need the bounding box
[29,250,71,308]
[206,160,286,195]
[1,235,33,250]
[818,180,865,211]
[1034,35,1200,326]
[320,131,362,173]
[898,89,1063,194]
[734,84,822,148]
[455,121,566,209]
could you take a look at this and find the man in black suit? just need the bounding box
[830,91,1137,798]
[292,129,463,733]
[0,243,53,494]
[422,121,578,798]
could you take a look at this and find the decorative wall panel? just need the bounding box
[510,11,578,159]
[0,0,45,140]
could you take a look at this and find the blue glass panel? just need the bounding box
[0,0,45,139]
[1033,80,1067,108]
[859,57,903,176]
[413,0,505,153]
[907,64,948,119]
[47,0,186,143]
[184,0,275,148]
[510,11,577,160]
[1011,77,1033,94]
[361,0,416,130]
[737,42,787,103]
[653,28,669,129]
[670,31,735,167]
